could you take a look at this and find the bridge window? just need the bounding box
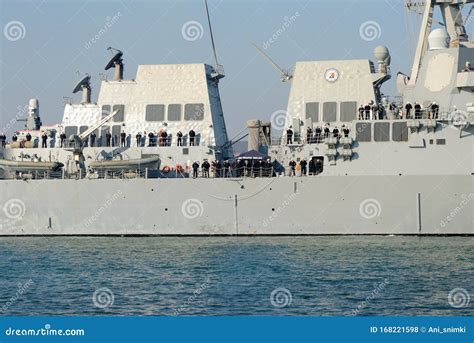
[112,104,125,122]
[101,105,110,119]
[184,104,204,121]
[374,122,390,142]
[356,122,371,142]
[340,101,357,122]
[64,126,78,137]
[322,102,337,122]
[392,122,408,142]
[99,126,110,147]
[306,102,319,122]
[145,104,165,122]
[168,104,182,121]
[79,126,88,134]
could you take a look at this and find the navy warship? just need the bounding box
[0,0,472,235]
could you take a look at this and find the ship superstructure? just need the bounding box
[0,0,472,235]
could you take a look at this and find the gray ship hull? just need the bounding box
[0,175,472,235]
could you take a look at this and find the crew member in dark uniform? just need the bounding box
[176,131,183,146]
[405,102,413,119]
[160,131,168,146]
[105,131,112,147]
[120,131,127,147]
[342,125,350,138]
[202,160,210,178]
[60,132,67,147]
[358,104,365,120]
[41,132,48,148]
[215,160,222,177]
[323,125,330,138]
[332,126,339,138]
[26,133,32,141]
[364,103,371,120]
[306,127,313,144]
[430,102,439,119]
[136,132,142,147]
[414,102,422,119]
[189,129,196,146]
[192,161,199,178]
[12,134,18,143]
[286,127,293,144]
[90,132,96,147]
[289,160,296,176]
[0,132,6,148]
[148,131,155,147]
[315,126,322,143]
[299,159,307,176]
[223,159,230,177]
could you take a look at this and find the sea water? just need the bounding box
[0,236,472,316]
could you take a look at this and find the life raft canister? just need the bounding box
[176,164,183,173]
[162,166,171,173]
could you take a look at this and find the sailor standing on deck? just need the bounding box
[364,103,371,120]
[120,130,126,147]
[106,131,112,147]
[176,131,183,146]
[60,132,67,147]
[414,102,422,119]
[136,132,142,147]
[289,160,296,176]
[148,131,154,147]
[300,159,307,176]
[202,160,210,178]
[324,124,330,138]
[0,132,5,148]
[192,161,199,178]
[189,129,196,146]
[223,159,230,177]
[342,125,350,138]
[286,126,293,144]
[90,132,96,147]
[430,102,439,119]
[306,126,313,144]
[41,131,48,148]
[405,102,412,119]
[358,104,365,120]
[315,126,322,143]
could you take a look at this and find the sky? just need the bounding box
[0,0,472,137]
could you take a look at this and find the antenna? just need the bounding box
[105,47,124,81]
[251,43,292,82]
[204,0,224,79]
[72,74,92,104]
